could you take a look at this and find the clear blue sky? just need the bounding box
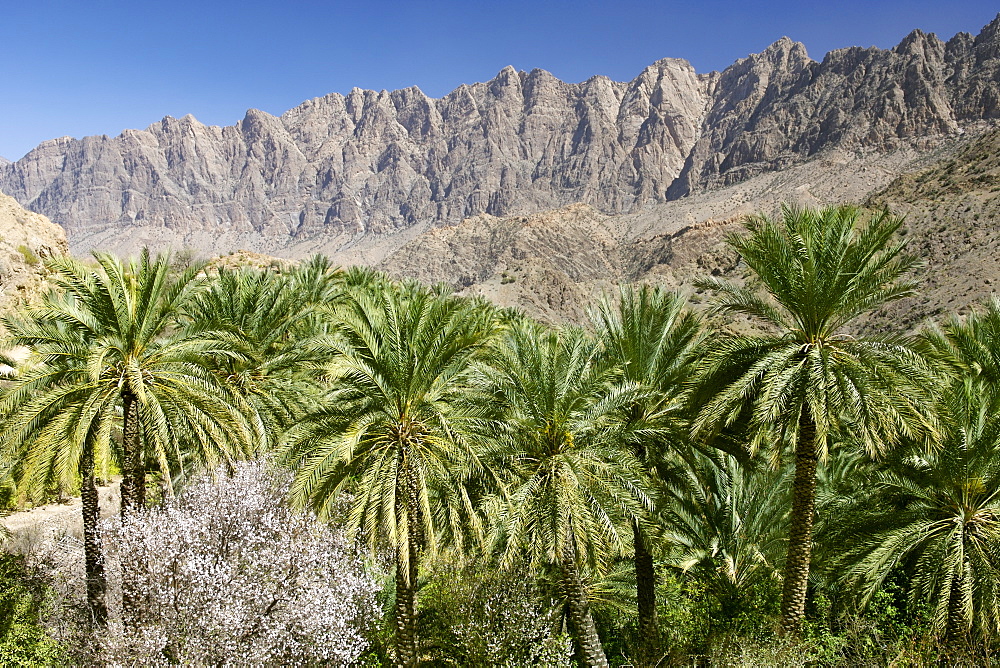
[1,0,997,161]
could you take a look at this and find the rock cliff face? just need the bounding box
[0,191,68,307]
[669,23,1000,196]
[381,124,1000,329]
[1,16,999,257]
[0,60,712,254]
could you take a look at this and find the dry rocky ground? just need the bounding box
[379,127,995,329]
[1,481,119,556]
[0,191,67,309]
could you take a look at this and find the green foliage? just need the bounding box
[281,281,499,662]
[0,553,63,666]
[694,204,938,634]
[182,262,337,449]
[806,582,936,666]
[480,322,653,571]
[282,282,497,546]
[353,564,397,667]
[418,560,572,667]
[704,635,829,667]
[591,284,704,459]
[664,454,788,633]
[15,244,38,267]
[0,249,261,498]
[829,404,1000,647]
[589,569,713,665]
[476,322,654,664]
[9,216,1000,662]
[922,295,1000,411]
[693,205,937,457]
[656,574,712,652]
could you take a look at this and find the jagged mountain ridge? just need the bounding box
[377,126,1000,329]
[1,59,713,252]
[669,22,1000,196]
[3,16,999,257]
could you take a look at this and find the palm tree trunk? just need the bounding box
[80,439,108,626]
[119,390,144,628]
[633,519,660,664]
[560,539,609,668]
[780,410,818,636]
[394,455,423,667]
[394,545,419,668]
[120,390,144,515]
[945,572,969,652]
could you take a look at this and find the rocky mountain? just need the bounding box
[374,134,949,323]
[669,22,1000,196]
[0,60,712,257]
[376,124,1000,331]
[2,16,999,258]
[0,191,68,308]
[866,126,1000,331]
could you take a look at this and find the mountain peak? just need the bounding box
[1,19,996,260]
[893,27,942,55]
[975,12,1000,45]
[759,36,811,63]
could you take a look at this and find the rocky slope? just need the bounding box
[668,21,1000,196]
[866,126,1000,332]
[379,120,1000,332]
[378,133,955,323]
[2,16,999,258]
[0,191,68,308]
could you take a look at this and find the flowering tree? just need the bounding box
[99,460,378,666]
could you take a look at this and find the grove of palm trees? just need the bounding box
[2,205,999,666]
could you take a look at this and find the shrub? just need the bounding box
[416,560,572,667]
[0,553,63,666]
[99,460,379,665]
[16,244,39,266]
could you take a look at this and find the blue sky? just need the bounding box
[1,0,997,160]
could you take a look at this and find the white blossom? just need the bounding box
[98,459,378,666]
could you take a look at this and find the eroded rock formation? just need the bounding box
[2,16,998,257]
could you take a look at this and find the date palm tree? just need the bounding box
[591,285,704,660]
[692,205,938,635]
[0,334,115,625]
[183,263,338,449]
[822,296,1000,649]
[664,453,789,631]
[922,295,1000,411]
[0,250,263,620]
[480,322,655,668]
[829,386,1000,649]
[280,284,497,667]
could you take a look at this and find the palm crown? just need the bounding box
[2,251,260,499]
[694,205,938,635]
[280,284,496,666]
